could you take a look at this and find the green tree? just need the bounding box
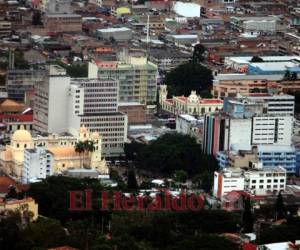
[174,170,188,183]
[23,217,67,248]
[193,171,214,193]
[168,235,239,250]
[250,56,264,62]
[83,140,95,168]
[258,218,300,244]
[127,168,138,189]
[74,141,85,168]
[164,62,213,96]
[135,133,218,176]
[291,72,298,81]
[284,70,291,80]
[124,141,145,161]
[275,191,286,220]
[192,43,206,63]
[242,197,254,233]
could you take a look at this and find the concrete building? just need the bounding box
[230,16,283,34]
[23,146,53,184]
[257,145,297,174]
[159,85,223,116]
[213,73,300,99]
[242,94,295,116]
[6,69,46,102]
[33,65,128,157]
[203,96,293,156]
[89,57,158,104]
[176,114,202,142]
[0,21,11,37]
[44,14,82,33]
[33,65,70,134]
[0,99,33,138]
[167,34,198,45]
[213,164,287,200]
[44,0,72,14]
[149,49,191,72]
[118,102,146,124]
[96,27,133,41]
[0,197,39,221]
[224,56,300,73]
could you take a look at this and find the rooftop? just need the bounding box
[97,27,131,33]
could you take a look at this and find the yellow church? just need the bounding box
[0,126,109,181]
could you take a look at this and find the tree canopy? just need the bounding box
[126,133,218,177]
[164,62,213,97]
[250,56,264,62]
[192,44,206,63]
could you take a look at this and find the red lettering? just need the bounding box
[171,193,187,211]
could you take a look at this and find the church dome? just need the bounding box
[187,91,199,103]
[12,128,32,142]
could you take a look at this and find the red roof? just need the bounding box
[200,99,223,104]
[176,96,187,102]
[165,99,174,104]
[0,114,33,122]
[0,176,28,194]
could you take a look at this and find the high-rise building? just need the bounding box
[33,65,128,157]
[203,95,294,155]
[88,56,158,104]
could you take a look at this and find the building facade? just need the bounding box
[0,126,108,182]
[159,85,223,116]
[203,95,294,156]
[213,165,287,200]
[6,69,46,102]
[88,57,158,104]
[33,65,128,157]
[118,102,146,124]
[23,146,53,184]
[44,14,82,33]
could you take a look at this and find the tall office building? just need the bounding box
[33,65,128,157]
[203,95,294,156]
[88,56,158,104]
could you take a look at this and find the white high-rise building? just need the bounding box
[23,146,53,184]
[33,65,128,157]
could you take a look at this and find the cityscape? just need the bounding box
[0,0,300,249]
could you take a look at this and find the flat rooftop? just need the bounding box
[214,74,284,81]
[97,27,131,32]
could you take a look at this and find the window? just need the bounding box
[259,180,264,183]
[252,180,256,183]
